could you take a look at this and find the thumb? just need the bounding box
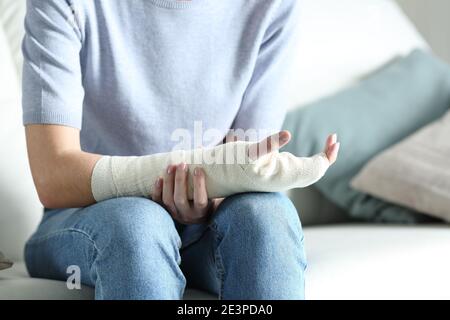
[248,130,291,160]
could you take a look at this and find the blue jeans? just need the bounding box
[25,192,306,300]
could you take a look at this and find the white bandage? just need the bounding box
[91,141,330,202]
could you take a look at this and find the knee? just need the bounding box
[214,192,303,239]
[86,197,181,255]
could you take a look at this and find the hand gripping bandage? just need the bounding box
[91,141,330,202]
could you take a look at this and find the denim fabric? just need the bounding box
[25,193,306,300]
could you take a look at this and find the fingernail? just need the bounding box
[167,166,173,174]
[194,168,198,176]
[155,178,162,188]
[333,133,338,142]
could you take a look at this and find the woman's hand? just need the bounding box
[152,164,213,224]
[324,133,340,165]
[151,130,292,224]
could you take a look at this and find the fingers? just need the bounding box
[162,165,178,217]
[248,130,291,160]
[325,133,337,150]
[173,163,190,214]
[153,164,213,225]
[324,133,340,165]
[158,164,211,225]
[151,177,163,203]
[327,141,340,165]
[193,168,209,213]
[224,132,239,144]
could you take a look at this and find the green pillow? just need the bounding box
[283,50,450,223]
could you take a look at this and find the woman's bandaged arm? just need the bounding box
[91,141,330,202]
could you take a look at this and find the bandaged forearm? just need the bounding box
[91,141,330,202]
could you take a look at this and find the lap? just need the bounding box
[25,193,300,293]
[31,197,181,242]
[29,192,295,251]
[25,197,181,284]
[180,192,297,247]
[180,192,301,294]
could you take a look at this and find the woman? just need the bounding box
[22,0,337,299]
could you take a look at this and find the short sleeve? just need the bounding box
[22,0,84,129]
[232,0,301,134]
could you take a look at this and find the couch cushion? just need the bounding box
[287,188,350,226]
[0,262,94,300]
[0,262,216,300]
[2,225,450,300]
[287,0,428,110]
[305,225,450,299]
[284,50,450,223]
[0,26,43,262]
[0,0,26,76]
[351,110,450,222]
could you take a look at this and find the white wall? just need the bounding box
[396,0,450,63]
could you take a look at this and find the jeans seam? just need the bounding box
[27,228,101,258]
[28,228,94,246]
[209,222,226,300]
[26,228,101,291]
[92,255,103,299]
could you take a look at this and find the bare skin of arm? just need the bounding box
[25,124,101,209]
[25,125,339,223]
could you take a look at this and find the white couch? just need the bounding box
[1,0,449,300]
